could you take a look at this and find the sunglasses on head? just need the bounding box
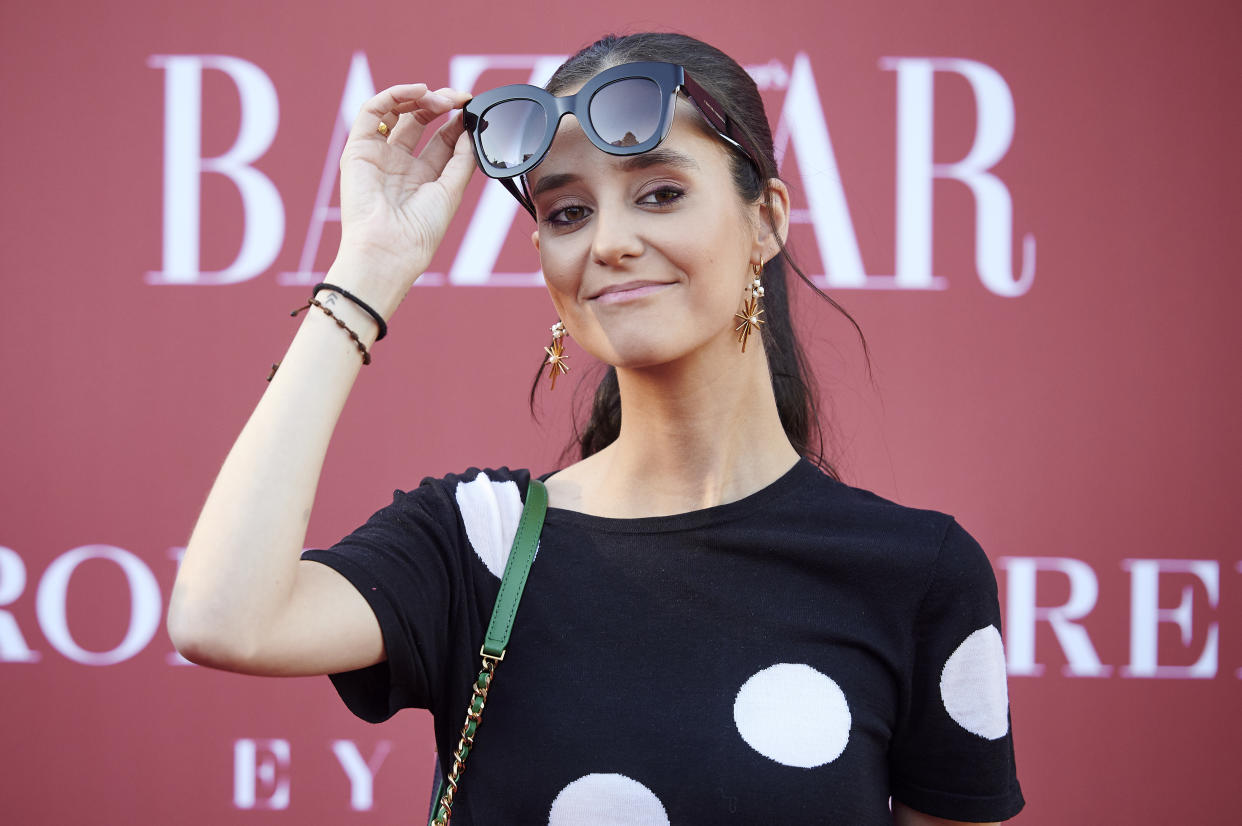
[463,61,762,218]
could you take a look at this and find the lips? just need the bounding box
[588,280,675,304]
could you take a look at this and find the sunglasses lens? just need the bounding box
[477,99,547,170]
[589,77,663,148]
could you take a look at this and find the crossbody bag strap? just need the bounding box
[481,478,547,657]
[430,478,548,826]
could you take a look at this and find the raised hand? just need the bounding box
[333,84,477,318]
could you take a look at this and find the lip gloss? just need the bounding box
[593,283,672,304]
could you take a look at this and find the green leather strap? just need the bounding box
[428,478,549,826]
[480,479,547,658]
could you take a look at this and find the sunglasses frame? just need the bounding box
[463,61,762,218]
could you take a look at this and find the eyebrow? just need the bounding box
[528,148,700,200]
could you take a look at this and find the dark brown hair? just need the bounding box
[531,32,867,480]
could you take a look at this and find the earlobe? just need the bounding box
[531,229,541,252]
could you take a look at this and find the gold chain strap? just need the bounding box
[431,654,501,826]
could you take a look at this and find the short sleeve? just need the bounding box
[889,519,1025,822]
[300,479,464,724]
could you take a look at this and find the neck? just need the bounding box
[586,337,801,517]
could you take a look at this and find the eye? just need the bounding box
[639,186,685,207]
[543,203,592,226]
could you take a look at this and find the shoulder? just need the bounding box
[788,465,998,597]
[389,466,537,509]
[354,467,538,550]
[390,467,539,580]
[795,464,961,552]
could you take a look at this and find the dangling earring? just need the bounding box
[544,321,570,390]
[734,261,765,353]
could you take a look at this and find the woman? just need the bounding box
[169,32,1023,825]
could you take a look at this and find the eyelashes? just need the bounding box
[541,185,687,227]
[639,186,685,207]
[545,204,590,225]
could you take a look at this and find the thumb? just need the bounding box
[435,131,478,207]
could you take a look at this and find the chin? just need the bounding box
[600,335,722,373]
[577,317,725,372]
[603,346,676,371]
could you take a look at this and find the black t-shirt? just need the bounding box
[303,460,1024,824]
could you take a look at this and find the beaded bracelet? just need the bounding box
[312,282,387,341]
[266,297,372,382]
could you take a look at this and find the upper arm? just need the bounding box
[173,558,386,677]
[256,559,387,675]
[893,800,1000,826]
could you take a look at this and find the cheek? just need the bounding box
[538,247,585,323]
[676,223,752,299]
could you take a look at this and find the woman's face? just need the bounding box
[529,96,767,372]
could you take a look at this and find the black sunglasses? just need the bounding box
[463,61,762,218]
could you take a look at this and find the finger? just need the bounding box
[386,110,424,153]
[349,84,451,144]
[433,131,479,207]
[413,88,472,165]
[384,89,459,152]
[349,84,424,142]
[415,110,468,170]
[432,87,473,108]
[387,101,452,154]
[407,87,470,127]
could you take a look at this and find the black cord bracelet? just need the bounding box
[312,282,388,341]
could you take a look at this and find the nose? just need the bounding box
[589,202,644,267]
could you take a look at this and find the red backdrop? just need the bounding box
[3,0,1240,822]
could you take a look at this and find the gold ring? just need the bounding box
[377,121,390,137]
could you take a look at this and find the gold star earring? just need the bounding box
[544,321,570,390]
[734,261,765,353]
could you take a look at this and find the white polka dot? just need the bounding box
[455,474,527,579]
[548,774,669,825]
[733,663,851,768]
[940,625,1010,740]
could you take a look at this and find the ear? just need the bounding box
[756,178,791,264]
[531,228,541,253]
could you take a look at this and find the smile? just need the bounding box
[589,281,674,304]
